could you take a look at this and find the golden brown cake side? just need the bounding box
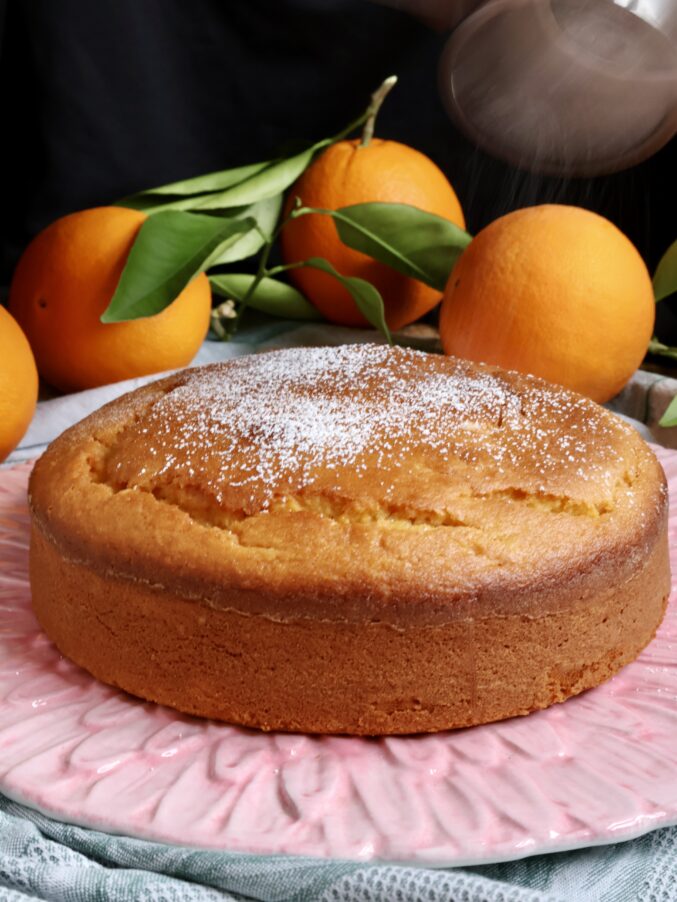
[29,516,669,734]
[27,345,671,733]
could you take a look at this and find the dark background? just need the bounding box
[0,0,674,325]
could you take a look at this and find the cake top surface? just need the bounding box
[30,344,666,624]
[99,344,632,513]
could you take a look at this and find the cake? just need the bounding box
[28,344,670,734]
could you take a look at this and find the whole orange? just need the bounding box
[9,206,212,393]
[0,307,38,462]
[439,205,655,403]
[281,139,465,331]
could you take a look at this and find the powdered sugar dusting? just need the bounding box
[114,345,630,508]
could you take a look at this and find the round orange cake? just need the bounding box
[28,344,670,734]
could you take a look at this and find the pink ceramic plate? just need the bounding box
[1,452,676,867]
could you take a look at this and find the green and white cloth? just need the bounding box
[1,794,676,902]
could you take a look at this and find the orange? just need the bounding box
[0,307,38,462]
[281,139,465,331]
[9,206,211,393]
[439,205,655,403]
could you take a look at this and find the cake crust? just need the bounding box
[28,345,671,733]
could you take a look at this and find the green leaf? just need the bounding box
[210,273,321,321]
[648,337,677,361]
[659,393,677,427]
[116,193,212,214]
[119,143,321,214]
[118,161,271,206]
[115,194,284,267]
[101,211,256,323]
[302,257,391,342]
[206,195,283,267]
[654,239,677,302]
[324,203,472,291]
[200,146,316,208]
